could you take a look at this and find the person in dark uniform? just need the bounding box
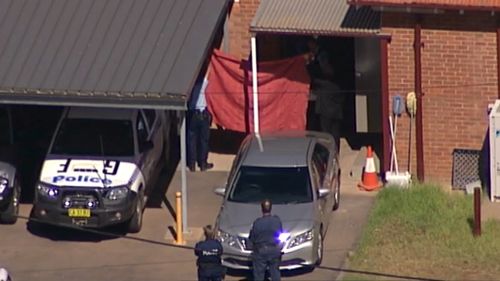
[194,225,225,281]
[187,67,214,172]
[249,199,283,281]
[305,37,344,152]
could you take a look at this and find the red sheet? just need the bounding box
[206,49,310,133]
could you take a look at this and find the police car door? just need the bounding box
[136,112,154,186]
[142,110,163,171]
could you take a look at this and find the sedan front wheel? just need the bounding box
[315,231,324,266]
[332,174,340,211]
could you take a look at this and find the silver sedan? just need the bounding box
[214,131,341,270]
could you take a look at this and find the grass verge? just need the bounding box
[343,184,500,281]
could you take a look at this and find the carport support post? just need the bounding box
[180,110,188,234]
[251,35,260,133]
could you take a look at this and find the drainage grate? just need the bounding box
[452,149,481,190]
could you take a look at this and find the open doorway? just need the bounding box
[256,33,384,168]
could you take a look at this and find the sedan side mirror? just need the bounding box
[214,187,226,196]
[318,188,330,198]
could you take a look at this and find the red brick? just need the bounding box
[384,11,497,186]
[227,2,498,187]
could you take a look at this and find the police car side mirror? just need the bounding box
[214,187,226,196]
[139,140,154,152]
[318,188,330,198]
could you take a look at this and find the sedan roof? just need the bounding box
[241,131,332,167]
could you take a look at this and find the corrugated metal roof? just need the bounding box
[250,0,380,36]
[0,0,229,109]
[349,0,500,11]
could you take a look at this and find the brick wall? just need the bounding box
[226,2,498,186]
[383,12,498,186]
[226,0,260,59]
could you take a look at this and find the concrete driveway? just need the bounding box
[0,137,377,281]
[175,169,377,281]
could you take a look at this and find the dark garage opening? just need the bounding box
[255,34,383,153]
[2,105,63,202]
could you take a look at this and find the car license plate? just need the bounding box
[68,208,90,218]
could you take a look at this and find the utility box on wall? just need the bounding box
[489,100,500,202]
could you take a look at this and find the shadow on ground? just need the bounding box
[227,265,445,281]
[343,132,382,155]
[226,267,315,280]
[26,219,126,242]
[147,126,243,209]
[146,119,181,208]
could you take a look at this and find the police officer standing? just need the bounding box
[187,66,214,172]
[249,199,283,281]
[305,37,344,152]
[194,225,225,281]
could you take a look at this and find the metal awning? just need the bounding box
[0,0,230,109]
[250,0,380,36]
[349,0,500,11]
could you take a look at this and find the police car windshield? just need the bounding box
[228,166,313,204]
[51,118,134,157]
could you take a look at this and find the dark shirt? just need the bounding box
[249,215,283,249]
[306,48,344,119]
[306,48,334,89]
[194,239,223,266]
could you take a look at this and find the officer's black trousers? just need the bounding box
[187,109,212,168]
[197,267,224,281]
[252,247,281,281]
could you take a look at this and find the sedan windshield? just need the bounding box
[51,119,134,157]
[228,166,313,204]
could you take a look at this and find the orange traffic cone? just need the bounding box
[358,146,383,191]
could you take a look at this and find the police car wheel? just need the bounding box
[127,196,144,233]
[0,180,20,224]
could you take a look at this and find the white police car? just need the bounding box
[32,107,171,233]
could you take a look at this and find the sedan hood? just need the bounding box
[217,201,315,236]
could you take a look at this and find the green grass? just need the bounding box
[343,184,500,281]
